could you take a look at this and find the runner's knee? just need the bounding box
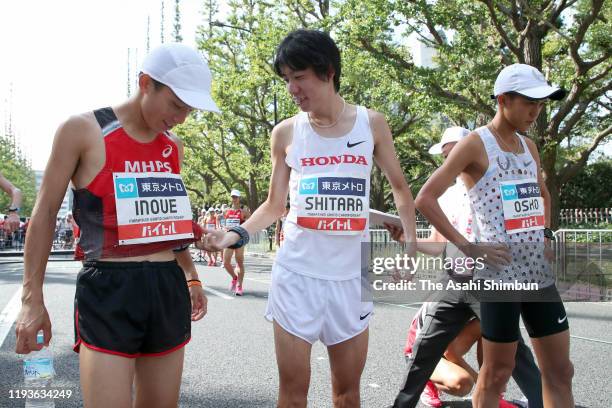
[542,360,574,389]
[444,372,474,396]
[481,360,514,388]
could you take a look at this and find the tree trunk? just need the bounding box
[370,166,387,211]
[547,175,562,230]
[523,26,562,228]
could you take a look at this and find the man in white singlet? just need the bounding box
[201,29,417,407]
[415,64,573,408]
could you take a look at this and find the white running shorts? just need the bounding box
[265,262,373,346]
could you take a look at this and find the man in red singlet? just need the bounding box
[15,43,218,408]
[223,189,251,296]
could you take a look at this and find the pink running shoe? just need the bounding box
[235,284,243,296]
[419,381,442,408]
[230,278,238,293]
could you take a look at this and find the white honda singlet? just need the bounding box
[469,126,553,286]
[276,106,374,280]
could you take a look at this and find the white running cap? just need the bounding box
[428,126,470,155]
[230,189,241,197]
[493,64,565,101]
[141,43,221,112]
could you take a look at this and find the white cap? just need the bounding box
[208,207,215,212]
[141,43,221,112]
[230,189,241,197]
[428,126,470,155]
[493,64,565,101]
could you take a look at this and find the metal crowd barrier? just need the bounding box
[553,229,612,301]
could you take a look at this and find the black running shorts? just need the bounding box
[73,260,191,357]
[480,284,569,343]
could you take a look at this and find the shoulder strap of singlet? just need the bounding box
[475,126,500,157]
[517,134,531,156]
[356,106,369,125]
[93,107,121,137]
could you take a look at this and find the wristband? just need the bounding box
[228,226,250,249]
[188,280,202,288]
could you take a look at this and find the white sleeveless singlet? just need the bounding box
[469,126,553,286]
[275,106,374,280]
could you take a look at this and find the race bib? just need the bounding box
[500,179,545,234]
[225,218,241,228]
[113,172,194,245]
[296,173,368,235]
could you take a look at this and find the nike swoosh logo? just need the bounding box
[558,315,567,324]
[523,161,533,167]
[347,140,366,148]
[360,312,371,320]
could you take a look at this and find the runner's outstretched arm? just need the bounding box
[201,119,292,250]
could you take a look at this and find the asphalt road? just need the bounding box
[0,255,610,407]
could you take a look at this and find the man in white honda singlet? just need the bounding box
[202,29,417,407]
[415,64,573,408]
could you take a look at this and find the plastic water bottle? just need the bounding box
[23,332,55,408]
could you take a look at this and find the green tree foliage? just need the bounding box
[178,0,437,212]
[0,132,36,216]
[176,0,293,211]
[560,159,612,208]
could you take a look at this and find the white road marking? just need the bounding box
[569,335,612,345]
[377,301,421,310]
[204,286,234,300]
[245,277,271,284]
[0,288,22,347]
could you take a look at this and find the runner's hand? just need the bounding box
[4,212,20,233]
[464,242,512,269]
[198,229,240,252]
[189,285,207,321]
[384,223,405,243]
[15,302,52,354]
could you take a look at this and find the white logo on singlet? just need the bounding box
[162,145,173,158]
[124,161,172,172]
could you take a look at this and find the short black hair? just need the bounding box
[138,72,166,91]
[274,29,341,92]
[150,77,166,91]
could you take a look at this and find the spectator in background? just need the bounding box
[0,171,22,233]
